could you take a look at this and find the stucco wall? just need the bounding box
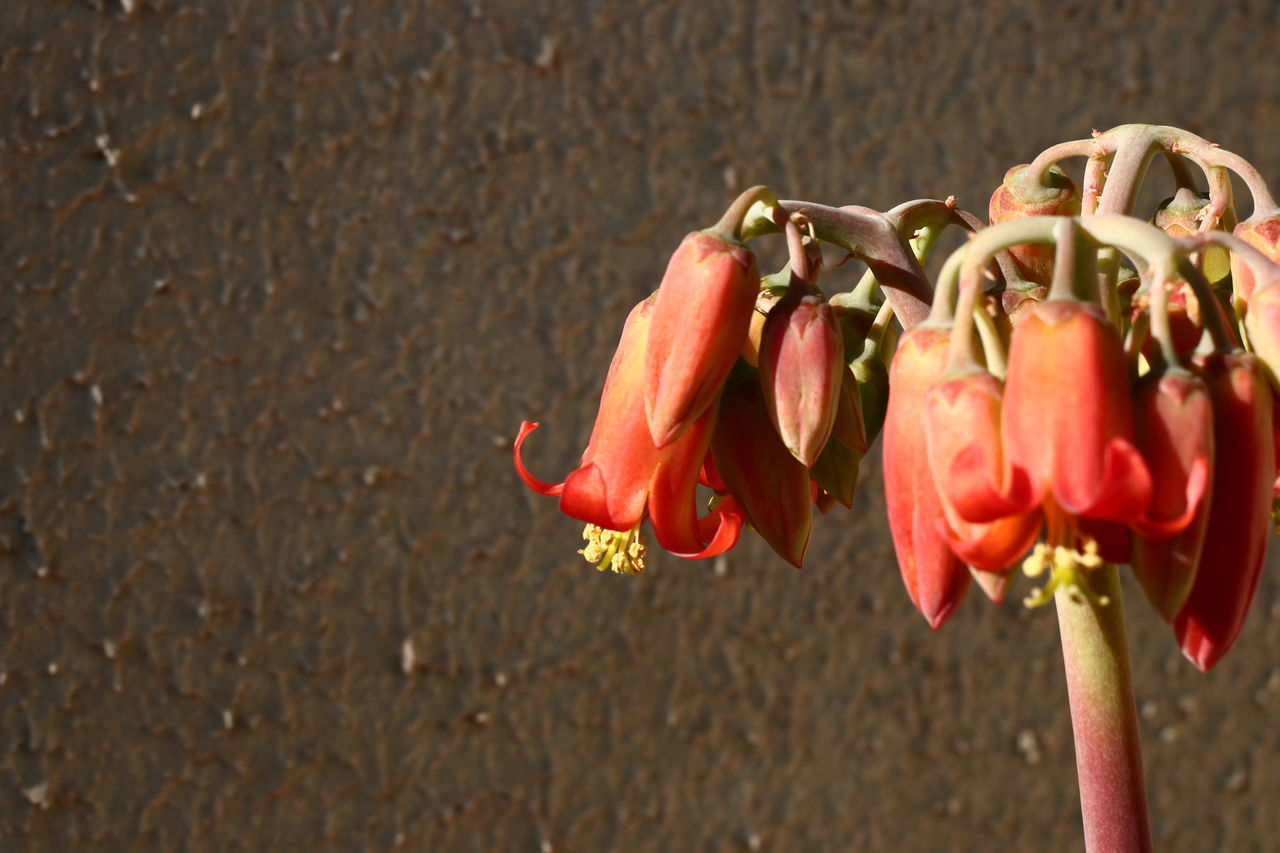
[2,1,1279,849]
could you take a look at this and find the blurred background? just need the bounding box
[2,1,1279,850]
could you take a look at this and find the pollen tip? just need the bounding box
[579,523,647,575]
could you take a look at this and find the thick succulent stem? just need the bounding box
[1055,565,1154,853]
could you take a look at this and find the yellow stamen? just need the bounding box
[1021,543,1051,578]
[1021,537,1110,609]
[579,523,647,575]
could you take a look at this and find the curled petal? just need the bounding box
[1133,457,1208,540]
[699,453,728,492]
[647,403,726,557]
[940,511,1041,573]
[947,443,1036,523]
[1056,437,1153,522]
[686,495,747,560]
[513,421,565,497]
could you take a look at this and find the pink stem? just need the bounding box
[1055,565,1153,853]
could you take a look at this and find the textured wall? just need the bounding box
[2,1,1280,850]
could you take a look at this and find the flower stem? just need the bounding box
[1055,565,1153,853]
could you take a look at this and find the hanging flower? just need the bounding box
[515,295,742,573]
[1001,299,1153,527]
[883,325,971,628]
[1174,352,1274,671]
[924,368,1041,572]
[1128,370,1214,621]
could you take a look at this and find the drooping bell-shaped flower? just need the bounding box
[1174,352,1274,671]
[710,379,812,567]
[644,230,759,447]
[1128,370,1214,621]
[924,369,1041,571]
[515,296,742,572]
[758,290,845,466]
[1002,299,1152,525]
[883,326,970,628]
[988,165,1081,285]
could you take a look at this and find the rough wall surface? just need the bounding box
[2,1,1279,850]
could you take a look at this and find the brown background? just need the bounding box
[2,1,1279,850]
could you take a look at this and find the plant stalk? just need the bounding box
[1055,565,1153,853]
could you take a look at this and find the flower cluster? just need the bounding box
[515,125,1280,672]
[515,196,878,572]
[881,126,1280,669]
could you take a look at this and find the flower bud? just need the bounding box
[1153,188,1234,285]
[645,230,759,447]
[758,291,845,466]
[1129,371,1214,621]
[711,379,813,567]
[883,326,970,628]
[1175,353,1274,671]
[989,165,1081,285]
[998,283,1048,334]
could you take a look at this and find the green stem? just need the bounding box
[712,185,779,242]
[1055,565,1153,853]
[775,201,934,328]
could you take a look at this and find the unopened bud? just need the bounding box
[989,164,1081,285]
[758,292,845,467]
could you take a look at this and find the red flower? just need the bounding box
[924,369,1041,572]
[883,326,970,628]
[1001,299,1152,527]
[515,295,742,572]
[644,230,759,447]
[1129,371,1214,621]
[1174,353,1274,671]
